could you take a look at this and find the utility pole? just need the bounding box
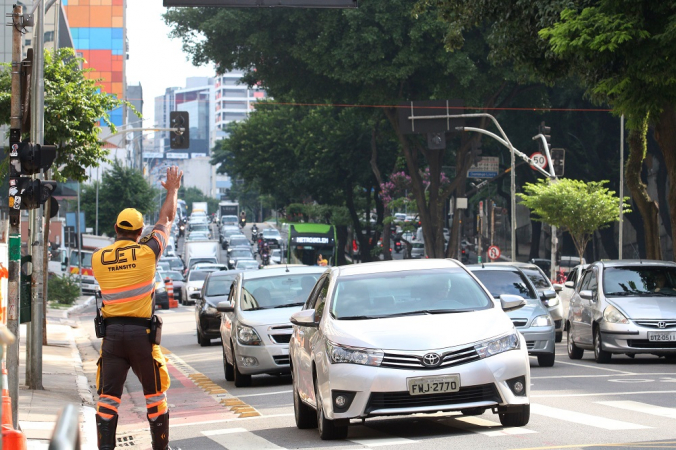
[7,5,25,427]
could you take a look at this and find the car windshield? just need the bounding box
[164,271,184,281]
[230,250,252,258]
[230,238,249,246]
[521,268,552,290]
[263,230,280,238]
[471,270,538,300]
[331,269,493,319]
[167,259,183,270]
[237,260,259,269]
[157,262,170,270]
[190,258,217,267]
[71,251,93,267]
[603,266,676,296]
[240,273,321,310]
[222,215,238,223]
[189,271,211,282]
[188,233,209,241]
[206,276,238,296]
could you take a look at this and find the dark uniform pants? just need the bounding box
[96,324,170,421]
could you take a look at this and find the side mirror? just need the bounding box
[579,290,593,300]
[564,281,575,289]
[499,294,527,312]
[290,309,319,327]
[553,284,563,292]
[540,289,557,300]
[216,301,234,313]
[64,257,69,266]
[190,292,201,300]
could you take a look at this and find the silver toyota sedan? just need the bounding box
[567,260,676,363]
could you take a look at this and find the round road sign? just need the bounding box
[487,245,501,260]
[530,152,547,170]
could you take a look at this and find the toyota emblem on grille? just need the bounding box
[658,321,667,329]
[422,353,441,367]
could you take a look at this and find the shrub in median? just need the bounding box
[48,274,81,305]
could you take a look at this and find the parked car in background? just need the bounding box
[154,272,170,310]
[289,259,530,440]
[227,248,255,269]
[217,266,325,387]
[271,249,282,264]
[183,270,217,306]
[262,228,283,248]
[491,262,564,342]
[560,264,589,322]
[567,260,676,363]
[157,261,171,272]
[160,256,185,273]
[407,242,425,259]
[163,270,185,304]
[235,259,260,271]
[467,264,556,367]
[192,270,243,346]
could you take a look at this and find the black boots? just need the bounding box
[149,412,181,450]
[96,414,118,450]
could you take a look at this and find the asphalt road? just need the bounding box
[76,225,676,450]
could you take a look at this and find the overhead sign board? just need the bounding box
[143,152,164,159]
[165,152,190,159]
[397,99,465,135]
[164,0,357,7]
[467,156,499,179]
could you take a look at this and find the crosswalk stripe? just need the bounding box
[202,427,285,449]
[531,403,651,430]
[455,416,537,436]
[596,400,676,420]
[348,424,417,447]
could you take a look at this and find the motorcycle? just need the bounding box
[239,217,247,229]
[261,252,270,266]
[394,239,402,253]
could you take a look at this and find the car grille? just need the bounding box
[381,345,480,370]
[269,334,291,344]
[511,319,528,327]
[526,341,535,350]
[634,320,676,329]
[627,340,676,349]
[273,355,290,365]
[365,384,501,414]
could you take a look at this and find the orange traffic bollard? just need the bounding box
[165,278,178,308]
[1,368,26,449]
[2,429,27,450]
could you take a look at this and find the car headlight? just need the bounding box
[475,332,520,359]
[237,325,262,346]
[532,315,553,327]
[188,286,199,291]
[326,341,383,366]
[603,304,629,324]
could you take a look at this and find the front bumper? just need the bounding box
[233,328,292,375]
[600,322,676,354]
[517,326,555,355]
[317,338,530,420]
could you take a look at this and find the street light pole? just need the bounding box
[619,115,625,259]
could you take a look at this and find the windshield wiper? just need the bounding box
[424,309,476,314]
[338,315,379,320]
[605,291,641,296]
[273,302,305,308]
[244,307,269,311]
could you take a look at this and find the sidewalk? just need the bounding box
[17,295,97,450]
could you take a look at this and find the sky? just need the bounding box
[126,2,215,128]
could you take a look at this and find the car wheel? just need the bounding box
[223,344,234,382]
[233,346,252,388]
[498,404,530,427]
[294,379,317,429]
[567,327,584,359]
[198,325,210,347]
[196,329,202,345]
[537,352,556,367]
[460,407,486,416]
[555,331,563,343]
[314,375,348,440]
[594,327,612,363]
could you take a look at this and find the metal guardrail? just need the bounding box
[48,403,80,450]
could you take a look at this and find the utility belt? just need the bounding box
[104,317,151,328]
[95,292,163,344]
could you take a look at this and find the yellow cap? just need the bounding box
[116,208,144,231]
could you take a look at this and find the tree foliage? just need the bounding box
[0,48,132,181]
[80,161,156,236]
[178,186,219,216]
[518,179,630,262]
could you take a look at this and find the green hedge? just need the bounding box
[48,275,81,305]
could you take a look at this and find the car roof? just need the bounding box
[594,259,676,268]
[207,269,245,278]
[489,262,542,271]
[334,259,463,278]
[240,265,326,280]
[466,263,524,273]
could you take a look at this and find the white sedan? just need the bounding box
[289,259,531,440]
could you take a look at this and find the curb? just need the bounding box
[66,326,96,449]
[64,296,95,319]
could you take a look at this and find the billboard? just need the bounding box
[164,0,357,7]
[467,156,499,179]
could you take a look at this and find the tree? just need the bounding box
[165,1,543,258]
[178,186,219,216]
[80,161,156,236]
[518,179,630,263]
[0,48,132,181]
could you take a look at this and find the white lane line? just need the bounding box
[530,403,650,430]
[348,425,417,447]
[172,413,294,428]
[596,400,676,419]
[553,360,634,374]
[453,416,537,437]
[532,390,676,399]
[203,427,285,449]
[237,390,293,398]
[532,372,676,380]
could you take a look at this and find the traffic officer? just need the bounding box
[92,166,182,450]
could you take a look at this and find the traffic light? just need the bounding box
[551,148,565,177]
[8,139,59,218]
[170,111,190,149]
[17,141,57,174]
[538,121,551,153]
[470,139,482,165]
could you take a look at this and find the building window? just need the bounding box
[224,113,247,121]
[224,89,247,98]
[44,31,54,43]
[25,39,31,46]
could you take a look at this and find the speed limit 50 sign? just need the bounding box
[530,152,547,171]
[487,245,501,260]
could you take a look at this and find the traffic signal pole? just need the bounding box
[7,4,24,427]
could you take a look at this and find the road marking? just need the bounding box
[202,427,285,449]
[172,413,294,428]
[597,400,676,419]
[532,372,676,380]
[530,403,650,430]
[237,390,293,398]
[512,440,676,450]
[349,425,417,447]
[451,416,537,437]
[607,378,653,383]
[532,390,676,398]
[553,360,634,374]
